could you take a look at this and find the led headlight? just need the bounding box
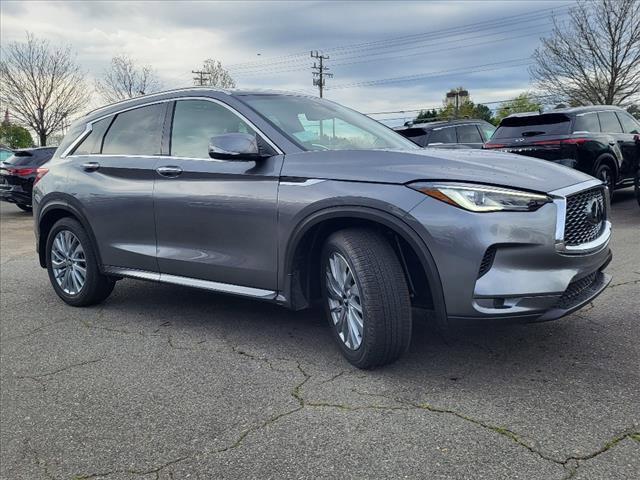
[409,182,551,212]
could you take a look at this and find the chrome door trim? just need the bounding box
[103,266,278,300]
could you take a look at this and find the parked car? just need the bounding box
[0,146,14,162]
[484,106,640,199]
[0,147,56,212]
[394,119,496,149]
[33,89,612,368]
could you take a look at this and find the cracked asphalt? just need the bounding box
[1,190,638,480]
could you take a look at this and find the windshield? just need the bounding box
[241,95,418,152]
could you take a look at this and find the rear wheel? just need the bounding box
[321,228,412,369]
[595,163,615,201]
[16,203,32,212]
[46,217,115,306]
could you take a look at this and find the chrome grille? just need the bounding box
[564,188,606,246]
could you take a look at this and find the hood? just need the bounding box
[280,148,595,193]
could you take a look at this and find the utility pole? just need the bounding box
[311,51,333,98]
[192,70,210,86]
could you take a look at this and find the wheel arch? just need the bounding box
[282,206,447,323]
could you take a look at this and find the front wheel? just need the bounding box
[46,217,115,306]
[321,228,412,369]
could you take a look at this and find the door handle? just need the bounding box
[156,166,183,177]
[82,161,100,172]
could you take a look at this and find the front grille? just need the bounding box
[555,272,599,309]
[564,188,606,246]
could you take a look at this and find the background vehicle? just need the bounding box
[34,89,611,369]
[0,146,14,162]
[394,119,496,149]
[0,147,56,212]
[484,106,640,198]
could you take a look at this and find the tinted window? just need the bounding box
[598,111,622,133]
[396,128,428,147]
[73,117,112,155]
[493,113,571,139]
[456,125,482,143]
[573,113,600,133]
[170,100,256,159]
[102,103,165,155]
[4,149,55,166]
[0,149,13,161]
[428,127,456,144]
[617,112,640,134]
[480,124,496,141]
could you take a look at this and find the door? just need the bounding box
[598,110,633,182]
[67,102,169,272]
[615,111,640,181]
[455,124,484,149]
[153,98,283,291]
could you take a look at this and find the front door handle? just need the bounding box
[156,166,183,178]
[82,161,100,172]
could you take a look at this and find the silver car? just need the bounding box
[33,88,612,368]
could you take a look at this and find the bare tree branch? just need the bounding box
[0,33,90,146]
[95,54,162,104]
[196,59,236,88]
[530,0,640,106]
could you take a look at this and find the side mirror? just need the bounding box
[208,133,264,161]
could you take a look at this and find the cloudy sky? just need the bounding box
[1,0,571,125]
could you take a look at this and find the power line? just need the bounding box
[192,70,211,86]
[311,51,333,98]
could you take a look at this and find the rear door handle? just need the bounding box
[82,161,100,172]
[156,166,183,178]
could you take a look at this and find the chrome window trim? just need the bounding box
[62,96,284,158]
[549,179,611,255]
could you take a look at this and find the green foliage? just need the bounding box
[495,93,541,123]
[0,123,33,148]
[627,104,640,120]
[416,101,495,124]
[415,109,439,122]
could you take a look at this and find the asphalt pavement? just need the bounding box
[0,190,638,479]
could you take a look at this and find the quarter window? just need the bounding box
[456,125,483,143]
[73,117,112,155]
[102,103,165,155]
[171,100,256,159]
[597,111,623,133]
[428,127,456,144]
[573,113,600,133]
[616,112,640,134]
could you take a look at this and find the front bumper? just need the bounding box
[407,179,612,323]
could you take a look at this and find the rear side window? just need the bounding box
[480,124,496,141]
[73,117,112,155]
[428,127,456,144]
[170,100,256,159]
[493,113,571,139]
[598,111,622,133]
[456,125,482,143]
[102,103,165,155]
[396,128,428,147]
[573,113,600,133]
[617,112,640,134]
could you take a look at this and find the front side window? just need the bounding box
[598,111,623,133]
[102,103,165,155]
[456,125,483,143]
[428,127,456,144]
[617,112,640,134]
[573,113,600,133]
[170,100,255,159]
[241,94,417,152]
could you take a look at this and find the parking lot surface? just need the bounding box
[1,191,638,480]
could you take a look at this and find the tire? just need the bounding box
[321,228,412,369]
[45,217,115,307]
[16,203,32,212]
[594,162,615,202]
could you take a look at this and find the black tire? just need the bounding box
[46,217,115,307]
[16,203,32,212]
[321,228,412,369]
[594,162,615,202]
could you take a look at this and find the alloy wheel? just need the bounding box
[51,230,87,295]
[326,252,364,350]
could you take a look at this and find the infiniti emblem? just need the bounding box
[584,198,604,226]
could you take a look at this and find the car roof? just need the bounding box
[395,118,492,131]
[505,105,626,119]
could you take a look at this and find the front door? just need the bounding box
[153,99,283,291]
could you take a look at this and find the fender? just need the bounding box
[36,193,103,269]
[281,204,448,325]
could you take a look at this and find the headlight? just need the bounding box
[408,182,551,212]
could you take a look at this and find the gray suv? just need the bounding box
[34,88,612,368]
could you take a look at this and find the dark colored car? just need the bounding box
[34,89,612,368]
[484,106,640,198]
[0,147,56,211]
[394,119,496,149]
[0,146,14,162]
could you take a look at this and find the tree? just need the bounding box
[95,55,162,103]
[0,123,33,148]
[414,108,439,122]
[0,33,90,146]
[473,104,493,123]
[530,0,640,106]
[195,59,236,88]
[628,104,640,120]
[495,93,541,122]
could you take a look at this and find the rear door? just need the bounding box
[67,102,169,272]
[153,98,283,291]
[614,111,640,181]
